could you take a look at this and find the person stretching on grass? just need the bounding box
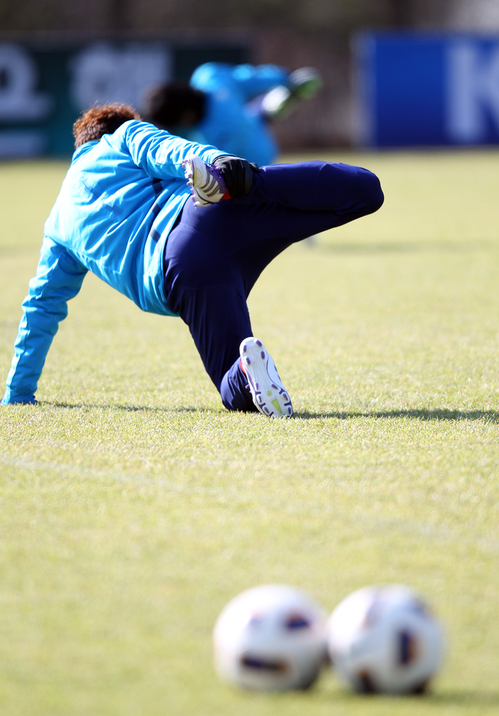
[1,103,383,417]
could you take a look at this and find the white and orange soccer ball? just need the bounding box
[213,584,328,691]
[326,584,445,695]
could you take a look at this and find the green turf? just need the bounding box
[1,152,498,716]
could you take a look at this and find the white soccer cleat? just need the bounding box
[240,337,293,418]
[261,67,323,121]
[182,154,228,207]
[288,67,323,100]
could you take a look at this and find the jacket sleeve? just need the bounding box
[2,237,88,404]
[121,120,229,180]
[230,64,290,100]
[190,63,290,101]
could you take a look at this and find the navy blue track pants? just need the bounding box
[163,161,383,412]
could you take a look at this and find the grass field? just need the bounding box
[1,151,498,716]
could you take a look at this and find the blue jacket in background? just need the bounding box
[187,63,290,166]
[2,120,226,405]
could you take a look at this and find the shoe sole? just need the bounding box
[183,156,224,207]
[240,338,293,418]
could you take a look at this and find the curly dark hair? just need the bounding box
[73,103,141,148]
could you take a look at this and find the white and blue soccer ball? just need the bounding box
[213,584,328,691]
[326,584,445,695]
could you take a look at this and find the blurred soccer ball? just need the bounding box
[326,584,445,695]
[213,584,328,691]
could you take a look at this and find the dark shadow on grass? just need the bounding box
[41,401,200,413]
[38,403,499,423]
[316,239,493,254]
[427,690,499,707]
[324,689,499,707]
[295,408,499,423]
[260,685,499,707]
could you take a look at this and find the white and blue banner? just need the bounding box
[0,38,250,158]
[355,32,499,147]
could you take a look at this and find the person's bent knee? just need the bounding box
[369,174,384,213]
[361,171,384,215]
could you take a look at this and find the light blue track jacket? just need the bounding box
[2,120,226,404]
[187,63,290,166]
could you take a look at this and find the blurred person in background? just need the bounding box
[142,63,323,166]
